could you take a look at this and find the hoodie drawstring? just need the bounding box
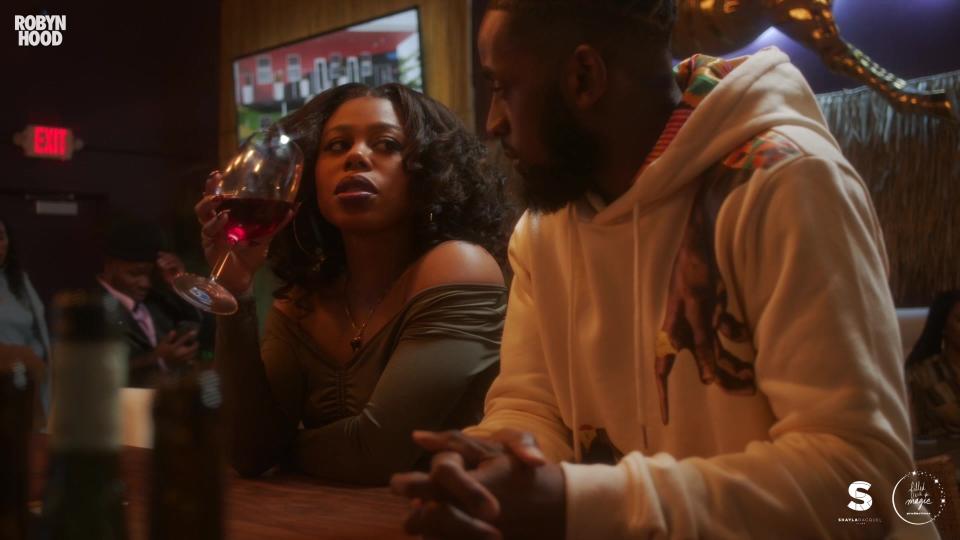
[566,208,583,462]
[633,204,649,450]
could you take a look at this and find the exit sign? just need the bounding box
[14,125,82,160]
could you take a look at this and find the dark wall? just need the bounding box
[3,1,220,305]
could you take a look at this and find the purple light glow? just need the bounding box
[699,0,960,93]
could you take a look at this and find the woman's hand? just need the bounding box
[0,344,45,383]
[0,345,48,430]
[194,171,297,296]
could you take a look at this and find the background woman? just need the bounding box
[198,83,510,484]
[0,216,51,418]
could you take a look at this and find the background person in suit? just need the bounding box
[97,218,198,387]
[150,248,215,363]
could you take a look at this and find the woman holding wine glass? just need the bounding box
[195,83,510,484]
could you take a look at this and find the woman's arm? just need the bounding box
[215,297,305,477]
[22,273,52,416]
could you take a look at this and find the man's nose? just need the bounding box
[486,98,509,139]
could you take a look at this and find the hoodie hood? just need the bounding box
[594,47,834,225]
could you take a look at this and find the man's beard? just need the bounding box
[513,87,601,214]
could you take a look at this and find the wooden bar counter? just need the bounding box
[27,434,410,539]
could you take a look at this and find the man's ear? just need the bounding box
[563,44,608,110]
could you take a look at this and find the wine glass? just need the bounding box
[173,130,303,315]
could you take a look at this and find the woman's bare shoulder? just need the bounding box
[404,241,504,300]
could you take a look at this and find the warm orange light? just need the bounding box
[723,1,741,15]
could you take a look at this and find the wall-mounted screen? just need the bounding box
[232,8,424,142]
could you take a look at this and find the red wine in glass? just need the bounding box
[172,130,302,315]
[221,198,295,245]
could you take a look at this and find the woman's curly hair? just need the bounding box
[268,83,511,299]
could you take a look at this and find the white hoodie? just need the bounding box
[466,48,938,539]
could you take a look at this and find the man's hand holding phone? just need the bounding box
[155,321,200,369]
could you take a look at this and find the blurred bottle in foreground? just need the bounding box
[41,291,128,540]
[0,359,34,540]
[149,369,223,540]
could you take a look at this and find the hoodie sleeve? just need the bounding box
[465,214,575,463]
[561,156,933,538]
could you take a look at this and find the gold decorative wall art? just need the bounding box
[671,0,957,121]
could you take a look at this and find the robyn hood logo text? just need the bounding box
[15,14,65,46]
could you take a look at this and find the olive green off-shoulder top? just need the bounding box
[215,283,506,485]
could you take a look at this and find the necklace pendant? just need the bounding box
[350,336,362,352]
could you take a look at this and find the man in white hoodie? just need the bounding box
[392,1,937,538]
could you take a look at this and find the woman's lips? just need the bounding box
[334,175,378,202]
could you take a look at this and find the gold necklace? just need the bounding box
[342,275,395,353]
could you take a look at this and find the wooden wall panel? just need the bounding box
[219,0,473,161]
